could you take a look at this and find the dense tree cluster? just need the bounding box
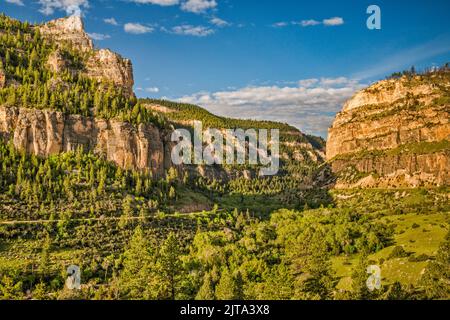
[0,140,177,222]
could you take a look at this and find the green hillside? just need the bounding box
[0,14,448,301]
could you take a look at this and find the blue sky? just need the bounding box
[2,0,450,137]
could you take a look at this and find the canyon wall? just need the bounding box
[327,74,450,188]
[0,106,168,177]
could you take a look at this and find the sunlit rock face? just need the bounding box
[327,74,450,188]
[39,16,135,97]
[0,106,167,178]
[39,15,93,51]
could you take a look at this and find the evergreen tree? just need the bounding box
[119,226,154,299]
[157,232,182,300]
[291,227,336,299]
[215,268,242,300]
[421,232,450,299]
[195,272,215,300]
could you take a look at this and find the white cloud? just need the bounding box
[323,17,344,26]
[298,19,321,27]
[181,0,217,14]
[124,23,154,34]
[104,17,119,26]
[177,77,365,137]
[145,87,160,93]
[272,22,288,28]
[210,17,230,27]
[87,32,111,40]
[5,0,24,6]
[171,24,214,37]
[298,79,319,87]
[38,0,89,16]
[130,0,179,5]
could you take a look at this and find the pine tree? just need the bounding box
[215,268,242,300]
[421,232,450,299]
[196,272,215,300]
[291,227,336,300]
[119,226,154,299]
[157,232,182,300]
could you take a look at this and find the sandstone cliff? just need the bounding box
[39,16,134,97]
[0,106,168,177]
[327,71,450,188]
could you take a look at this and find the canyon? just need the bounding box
[1,15,449,188]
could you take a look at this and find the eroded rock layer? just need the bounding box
[0,106,167,177]
[327,72,450,188]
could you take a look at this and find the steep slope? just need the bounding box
[327,69,450,188]
[0,106,169,177]
[142,99,327,175]
[38,15,134,97]
[0,14,325,182]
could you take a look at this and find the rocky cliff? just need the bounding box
[0,106,168,177]
[327,71,450,188]
[0,14,325,182]
[39,16,134,97]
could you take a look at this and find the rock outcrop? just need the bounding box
[0,106,168,177]
[39,15,93,51]
[0,66,5,89]
[85,49,134,97]
[327,73,450,188]
[39,16,134,97]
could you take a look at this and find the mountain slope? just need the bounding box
[0,14,325,181]
[327,68,450,188]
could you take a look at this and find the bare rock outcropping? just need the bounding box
[0,67,5,89]
[39,15,93,51]
[39,16,134,96]
[0,106,168,177]
[327,74,450,188]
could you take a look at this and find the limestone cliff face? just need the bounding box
[327,73,450,188]
[39,16,134,96]
[0,106,169,177]
[39,16,93,51]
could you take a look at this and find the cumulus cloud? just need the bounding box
[275,17,343,29]
[323,17,344,26]
[210,17,230,27]
[124,23,154,34]
[272,22,288,28]
[298,19,321,27]
[130,0,179,5]
[171,24,214,37]
[104,17,119,26]
[87,32,111,40]
[181,0,217,13]
[38,0,89,16]
[145,87,160,93]
[177,78,364,137]
[5,0,24,6]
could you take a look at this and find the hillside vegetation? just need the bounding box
[0,14,448,300]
